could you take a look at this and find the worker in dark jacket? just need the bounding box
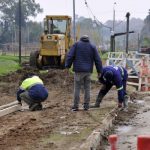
[17,73,48,111]
[65,35,103,111]
[90,65,128,108]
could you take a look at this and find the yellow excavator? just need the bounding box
[29,15,73,69]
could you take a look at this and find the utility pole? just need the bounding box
[137,33,140,52]
[112,2,116,32]
[110,31,115,52]
[19,0,21,64]
[126,12,130,54]
[73,0,76,42]
[111,2,116,52]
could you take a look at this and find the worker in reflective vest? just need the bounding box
[17,73,48,111]
[90,65,128,109]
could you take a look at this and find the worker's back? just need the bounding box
[65,35,102,73]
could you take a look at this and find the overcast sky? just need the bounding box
[33,0,150,23]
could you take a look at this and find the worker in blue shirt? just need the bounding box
[90,65,128,108]
[17,73,48,111]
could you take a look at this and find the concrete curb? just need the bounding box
[0,101,21,117]
[0,101,18,110]
[79,108,118,150]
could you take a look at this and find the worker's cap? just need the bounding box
[80,35,89,41]
[103,71,113,81]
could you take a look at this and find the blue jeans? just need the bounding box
[73,72,91,109]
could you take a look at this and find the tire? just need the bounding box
[60,54,67,69]
[29,50,41,68]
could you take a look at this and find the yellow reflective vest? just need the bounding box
[20,76,43,90]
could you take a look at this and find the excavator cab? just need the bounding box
[29,15,73,69]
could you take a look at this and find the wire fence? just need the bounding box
[0,43,39,56]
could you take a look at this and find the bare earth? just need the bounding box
[0,67,144,150]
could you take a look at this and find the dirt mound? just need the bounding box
[0,67,74,96]
[39,69,74,89]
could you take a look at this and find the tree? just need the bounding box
[140,11,150,46]
[143,37,150,47]
[77,18,102,45]
[26,21,43,42]
[0,0,43,44]
[0,0,43,26]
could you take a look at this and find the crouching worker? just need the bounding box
[17,73,48,111]
[90,65,128,109]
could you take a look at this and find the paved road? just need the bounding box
[106,96,150,150]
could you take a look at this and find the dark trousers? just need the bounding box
[73,72,91,109]
[95,84,113,106]
[20,91,41,107]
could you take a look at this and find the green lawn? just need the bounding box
[91,67,99,81]
[0,56,21,75]
[0,52,108,76]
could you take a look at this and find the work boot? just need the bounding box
[90,104,100,108]
[90,92,104,108]
[118,103,122,108]
[117,103,125,111]
[71,106,79,112]
[83,103,89,111]
[90,96,102,108]
[29,103,43,111]
[35,103,43,110]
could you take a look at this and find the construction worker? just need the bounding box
[17,73,48,111]
[90,65,128,109]
[65,35,103,111]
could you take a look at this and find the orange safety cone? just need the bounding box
[137,135,150,150]
[108,135,118,150]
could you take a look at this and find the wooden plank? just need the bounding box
[128,76,139,79]
[127,82,139,86]
[0,101,18,110]
[138,78,142,91]
[108,58,124,60]
[0,105,21,117]
[126,58,140,61]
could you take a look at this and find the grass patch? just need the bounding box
[0,56,20,75]
[0,55,19,62]
[0,55,29,63]
[91,52,108,80]
[0,55,30,75]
